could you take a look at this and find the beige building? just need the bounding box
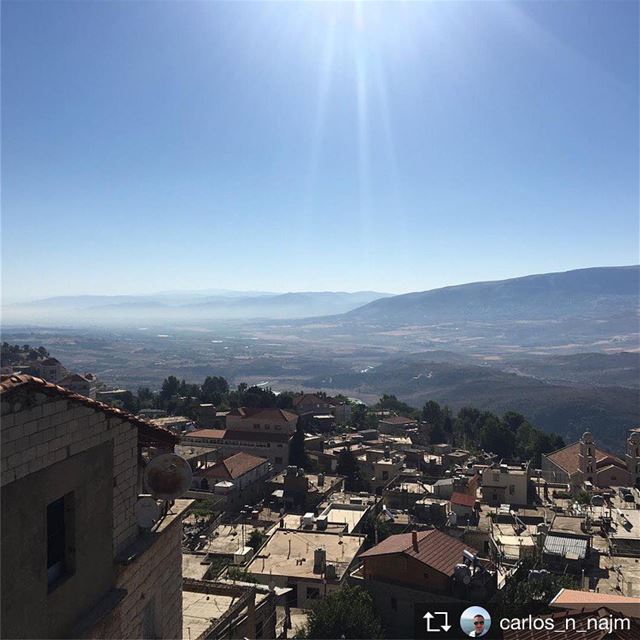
[225,407,298,435]
[480,462,530,506]
[245,529,364,608]
[1,374,188,639]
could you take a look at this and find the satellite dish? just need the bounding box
[144,453,192,500]
[135,494,161,529]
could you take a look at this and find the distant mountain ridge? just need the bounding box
[345,265,639,325]
[3,290,392,324]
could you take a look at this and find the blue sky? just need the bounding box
[2,0,638,301]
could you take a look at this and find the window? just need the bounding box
[275,426,281,431]
[142,598,157,639]
[277,444,283,448]
[47,493,74,588]
[382,471,389,481]
[265,425,270,430]
[253,424,260,430]
[587,446,593,457]
[306,587,320,600]
[509,484,515,495]
[391,597,397,611]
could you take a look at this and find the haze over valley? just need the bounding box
[4,265,638,452]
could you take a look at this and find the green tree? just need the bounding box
[350,404,367,430]
[336,447,362,491]
[247,529,267,552]
[159,375,180,406]
[422,400,443,425]
[289,425,309,469]
[497,559,578,619]
[301,585,384,639]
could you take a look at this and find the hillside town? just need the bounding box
[2,349,640,639]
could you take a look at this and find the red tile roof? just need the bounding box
[551,589,640,618]
[358,529,478,577]
[450,492,476,508]
[203,452,268,481]
[183,429,292,443]
[546,442,625,475]
[228,407,298,422]
[0,374,178,446]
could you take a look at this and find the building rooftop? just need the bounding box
[203,452,268,481]
[546,441,625,475]
[451,492,476,508]
[543,535,587,561]
[246,529,364,581]
[379,416,417,425]
[551,589,640,618]
[228,407,298,422]
[359,529,480,577]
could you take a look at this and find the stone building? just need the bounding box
[1,374,189,639]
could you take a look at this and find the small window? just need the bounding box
[382,471,389,480]
[47,493,75,588]
[391,597,397,611]
[253,424,260,430]
[306,587,320,600]
[265,425,271,430]
[275,426,281,431]
[509,485,515,495]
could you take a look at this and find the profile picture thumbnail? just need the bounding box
[460,606,491,637]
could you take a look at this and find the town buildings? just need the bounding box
[184,407,298,470]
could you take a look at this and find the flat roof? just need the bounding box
[182,587,270,639]
[205,523,270,556]
[322,505,367,533]
[182,553,211,580]
[246,529,364,581]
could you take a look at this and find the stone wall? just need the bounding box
[1,390,139,554]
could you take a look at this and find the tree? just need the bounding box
[301,585,384,639]
[421,400,443,426]
[429,422,448,445]
[480,417,516,459]
[497,559,578,619]
[247,529,267,552]
[201,375,229,403]
[159,375,180,405]
[336,447,361,491]
[289,425,309,469]
[350,404,367,430]
[374,394,416,416]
